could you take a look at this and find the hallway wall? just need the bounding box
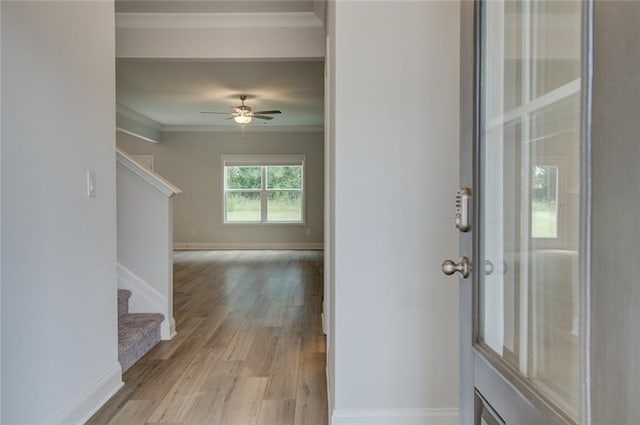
[1,2,120,423]
[330,1,460,422]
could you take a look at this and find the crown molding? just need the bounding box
[162,125,324,133]
[115,106,323,134]
[116,104,163,130]
[115,12,323,30]
[116,127,160,144]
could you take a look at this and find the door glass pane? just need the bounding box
[479,0,581,419]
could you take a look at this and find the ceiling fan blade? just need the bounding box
[201,111,230,115]
[252,110,281,115]
[253,115,274,120]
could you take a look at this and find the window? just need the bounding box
[531,165,559,238]
[223,155,305,224]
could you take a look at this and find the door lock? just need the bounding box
[441,257,470,279]
[455,187,472,232]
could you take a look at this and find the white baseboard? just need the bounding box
[331,408,458,425]
[162,317,177,340]
[48,363,123,425]
[117,263,175,340]
[173,242,324,250]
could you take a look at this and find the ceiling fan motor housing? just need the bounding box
[201,94,280,122]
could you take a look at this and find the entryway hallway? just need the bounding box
[88,250,327,425]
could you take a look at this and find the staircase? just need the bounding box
[118,289,164,373]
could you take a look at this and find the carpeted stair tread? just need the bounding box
[117,289,132,317]
[118,312,163,373]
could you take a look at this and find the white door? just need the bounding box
[445,1,585,423]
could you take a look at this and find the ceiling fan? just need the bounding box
[201,95,281,124]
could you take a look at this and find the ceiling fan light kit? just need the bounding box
[234,115,252,124]
[201,95,282,125]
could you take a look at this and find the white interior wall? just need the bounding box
[117,130,324,248]
[1,2,121,423]
[0,1,3,419]
[325,0,336,417]
[118,166,172,293]
[0,0,2,422]
[117,160,177,339]
[331,1,460,421]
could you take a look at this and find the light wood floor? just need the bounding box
[88,250,327,425]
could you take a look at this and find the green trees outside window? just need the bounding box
[224,159,304,223]
[531,165,558,238]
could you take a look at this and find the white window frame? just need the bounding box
[222,154,306,225]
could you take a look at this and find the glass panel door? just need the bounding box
[479,0,581,420]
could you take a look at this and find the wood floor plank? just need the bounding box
[222,320,260,361]
[132,336,208,401]
[221,377,269,425]
[241,326,280,378]
[146,349,224,423]
[205,309,247,350]
[263,334,302,400]
[294,353,328,425]
[86,381,147,425]
[256,399,296,425]
[106,400,157,425]
[147,316,205,360]
[263,303,288,327]
[88,250,327,425]
[181,361,244,425]
[189,307,231,338]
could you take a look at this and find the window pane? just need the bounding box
[266,166,302,189]
[531,165,558,238]
[226,166,261,189]
[226,192,261,222]
[532,1,582,98]
[480,0,580,418]
[267,191,302,222]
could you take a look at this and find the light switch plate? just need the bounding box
[87,170,96,198]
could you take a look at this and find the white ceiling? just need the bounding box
[115,0,326,129]
[116,60,324,128]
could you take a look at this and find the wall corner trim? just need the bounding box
[331,408,459,425]
[116,104,163,143]
[47,363,123,425]
[116,127,161,144]
[163,317,177,340]
[116,104,163,130]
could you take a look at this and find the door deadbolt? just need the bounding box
[455,187,472,232]
[441,257,470,279]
